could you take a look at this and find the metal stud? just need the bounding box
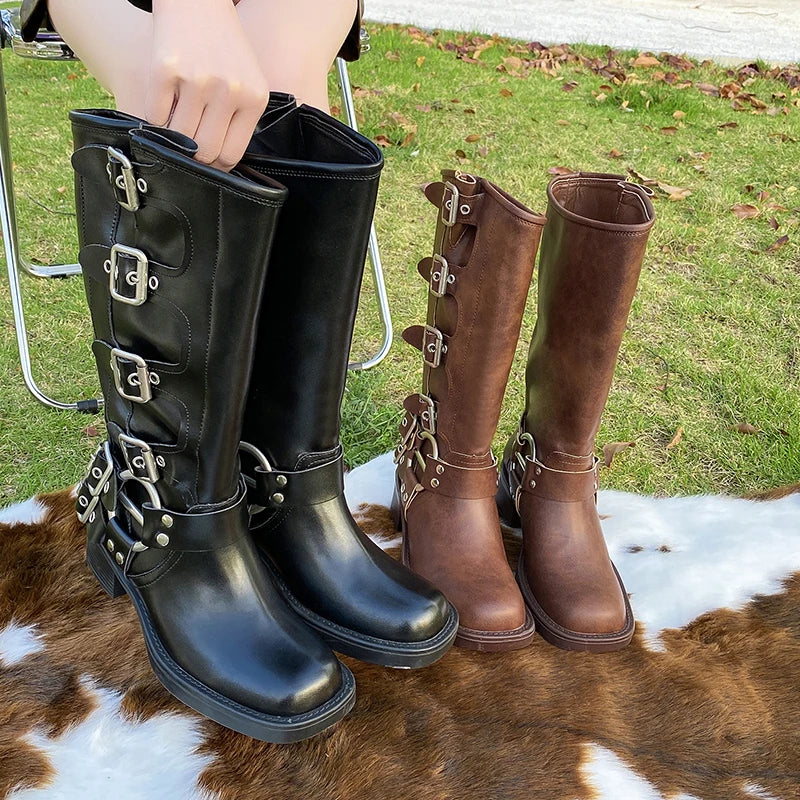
[156,532,170,547]
[161,514,174,528]
[431,478,440,488]
[535,467,542,476]
[115,552,125,565]
[106,538,115,552]
[529,480,537,488]
[276,475,287,487]
[271,493,285,504]
[436,464,444,474]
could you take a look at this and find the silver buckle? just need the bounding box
[422,325,446,369]
[441,181,459,227]
[119,434,161,483]
[107,147,143,212]
[84,441,114,496]
[76,491,100,525]
[110,348,156,403]
[108,244,150,306]
[430,254,451,297]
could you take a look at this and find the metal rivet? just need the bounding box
[276,475,287,487]
[161,514,174,528]
[115,551,124,565]
[156,532,170,547]
[436,464,444,474]
[460,204,470,214]
[431,478,440,488]
[272,492,284,504]
[106,539,115,552]
[535,467,542,475]
[148,275,159,291]
[530,480,537,488]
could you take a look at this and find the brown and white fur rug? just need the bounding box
[1,452,799,800]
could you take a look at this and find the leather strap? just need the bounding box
[251,456,344,509]
[402,325,450,369]
[423,181,485,225]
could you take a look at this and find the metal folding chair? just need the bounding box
[1,7,391,413]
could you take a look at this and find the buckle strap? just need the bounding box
[251,456,344,510]
[76,442,114,524]
[401,325,449,369]
[106,146,147,212]
[417,256,457,297]
[510,431,599,505]
[110,347,160,404]
[118,433,163,483]
[104,243,158,306]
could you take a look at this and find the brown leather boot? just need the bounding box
[392,170,546,651]
[496,172,655,653]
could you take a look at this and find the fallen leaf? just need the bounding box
[718,121,738,129]
[697,82,721,97]
[384,50,401,61]
[633,53,661,68]
[82,424,100,437]
[478,146,488,157]
[666,427,683,450]
[769,217,779,230]
[463,107,476,114]
[548,165,574,176]
[56,186,67,194]
[465,134,481,143]
[415,104,432,113]
[735,422,760,435]
[731,203,761,219]
[603,440,636,468]
[416,56,426,67]
[672,110,686,119]
[757,190,771,201]
[766,234,789,253]
[556,119,570,126]
[660,126,678,135]
[562,80,579,92]
[656,181,691,200]
[373,134,393,148]
[455,149,467,159]
[499,88,513,98]
[607,148,624,158]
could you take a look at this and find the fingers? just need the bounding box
[209,106,265,171]
[167,82,205,141]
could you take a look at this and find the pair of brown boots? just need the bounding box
[392,170,655,653]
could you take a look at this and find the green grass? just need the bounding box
[1,24,799,505]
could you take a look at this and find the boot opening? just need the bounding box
[550,175,654,226]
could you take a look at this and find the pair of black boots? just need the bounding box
[73,96,458,742]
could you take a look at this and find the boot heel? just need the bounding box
[496,466,522,529]
[86,542,126,598]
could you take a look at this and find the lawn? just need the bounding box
[1,23,799,505]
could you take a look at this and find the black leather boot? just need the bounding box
[240,101,459,668]
[71,110,355,741]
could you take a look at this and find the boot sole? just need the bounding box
[497,467,635,654]
[392,483,537,653]
[259,553,459,669]
[87,541,356,742]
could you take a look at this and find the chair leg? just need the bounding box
[0,50,100,412]
[335,56,392,371]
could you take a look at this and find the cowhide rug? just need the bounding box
[1,452,799,800]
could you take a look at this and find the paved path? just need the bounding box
[366,0,800,64]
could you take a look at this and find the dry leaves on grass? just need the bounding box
[735,423,760,435]
[602,440,636,468]
[731,204,761,219]
[766,235,790,253]
[666,427,684,450]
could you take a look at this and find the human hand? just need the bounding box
[147,0,268,171]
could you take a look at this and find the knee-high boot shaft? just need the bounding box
[525,173,655,466]
[242,104,381,467]
[72,111,283,509]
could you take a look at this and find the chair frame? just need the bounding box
[0,8,391,414]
